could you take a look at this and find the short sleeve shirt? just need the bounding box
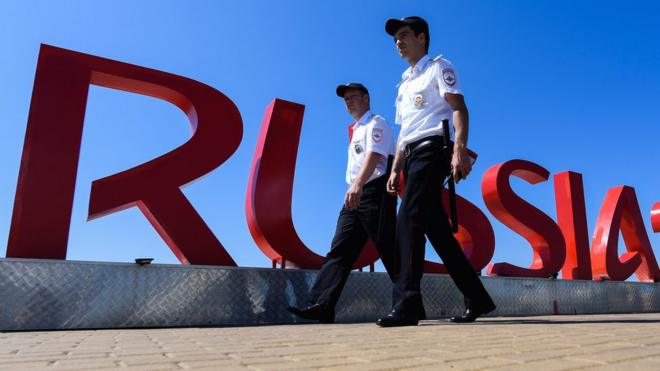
[394,54,463,149]
[346,111,395,185]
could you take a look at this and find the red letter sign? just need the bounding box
[591,186,660,282]
[554,171,592,280]
[246,99,378,269]
[652,202,660,233]
[482,160,566,278]
[7,44,242,265]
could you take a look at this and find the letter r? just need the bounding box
[7,44,241,265]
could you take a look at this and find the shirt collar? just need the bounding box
[401,54,431,80]
[355,110,373,126]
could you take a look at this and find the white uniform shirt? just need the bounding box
[346,111,395,185]
[395,54,463,149]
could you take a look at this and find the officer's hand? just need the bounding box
[344,182,362,210]
[387,172,400,195]
[451,146,472,183]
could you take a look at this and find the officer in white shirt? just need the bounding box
[287,83,401,323]
[377,17,496,327]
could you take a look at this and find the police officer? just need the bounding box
[377,17,496,327]
[287,83,400,323]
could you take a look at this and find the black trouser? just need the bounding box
[393,136,494,314]
[309,175,397,310]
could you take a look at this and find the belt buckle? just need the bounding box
[404,145,411,158]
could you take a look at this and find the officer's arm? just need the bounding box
[345,152,384,210]
[387,139,404,195]
[391,139,404,174]
[445,93,472,181]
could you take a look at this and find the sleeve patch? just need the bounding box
[442,68,456,86]
[372,127,383,142]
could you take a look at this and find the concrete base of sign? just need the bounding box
[1,258,659,331]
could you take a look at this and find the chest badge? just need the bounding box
[414,94,424,108]
[354,144,363,154]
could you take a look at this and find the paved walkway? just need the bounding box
[2,313,660,370]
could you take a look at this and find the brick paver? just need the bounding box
[2,313,660,370]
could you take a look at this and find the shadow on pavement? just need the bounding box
[418,317,660,326]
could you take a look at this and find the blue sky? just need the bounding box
[1,0,658,276]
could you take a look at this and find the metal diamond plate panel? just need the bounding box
[481,276,555,316]
[555,279,609,315]
[1,259,660,331]
[421,273,465,318]
[336,272,392,322]
[605,280,660,313]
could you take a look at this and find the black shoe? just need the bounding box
[449,302,496,323]
[287,304,335,324]
[377,309,419,327]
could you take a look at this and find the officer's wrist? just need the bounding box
[453,142,467,150]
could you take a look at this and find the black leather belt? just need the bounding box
[404,136,443,157]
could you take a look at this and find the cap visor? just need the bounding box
[385,19,406,36]
[336,85,347,97]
